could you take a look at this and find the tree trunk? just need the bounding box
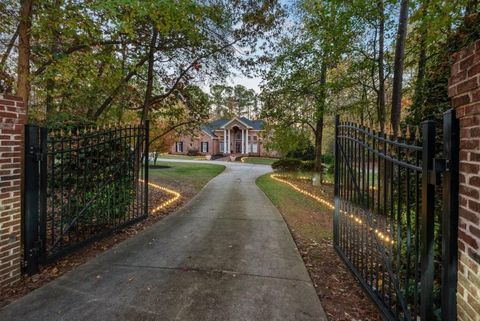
[412,28,427,111]
[17,0,33,108]
[314,115,324,172]
[412,0,429,113]
[154,152,158,166]
[46,0,62,114]
[141,26,158,123]
[391,0,409,139]
[377,0,386,132]
[313,62,327,185]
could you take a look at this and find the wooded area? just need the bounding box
[1,0,480,172]
[260,0,479,175]
[0,0,281,143]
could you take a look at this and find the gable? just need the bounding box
[223,118,249,129]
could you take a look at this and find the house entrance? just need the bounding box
[235,141,241,153]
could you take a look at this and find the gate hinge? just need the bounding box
[428,158,446,185]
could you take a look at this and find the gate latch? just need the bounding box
[429,158,446,185]
[29,145,44,162]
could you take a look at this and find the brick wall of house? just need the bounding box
[0,93,25,288]
[170,132,217,156]
[449,40,480,321]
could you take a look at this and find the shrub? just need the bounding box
[286,145,315,160]
[321,153,334,165]
[187,148,199,156]
[300,160,315,171]
[272,158,302,171]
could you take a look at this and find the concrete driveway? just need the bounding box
[0,161,326,321]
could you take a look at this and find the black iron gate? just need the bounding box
[24,122,149,274]
[334,110,458,321]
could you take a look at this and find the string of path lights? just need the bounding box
[270,173,393,245]
[140,180,181,214]
[270,174,335,209]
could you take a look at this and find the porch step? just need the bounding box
[215,156,234,162]
[215,155,243,162]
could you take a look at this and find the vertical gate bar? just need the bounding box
[352,126,356,261]
[414,141,421,316]
[23,124,40,275]
[353,123,356,203]
[334,116,340,247]
[381,131,387,298]
[144,120,149,217]
[420,120,436,321]
[38,127,47,260]
[441,109,458,321]
[346,122,350,202]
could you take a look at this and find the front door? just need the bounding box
[235,141,241,153]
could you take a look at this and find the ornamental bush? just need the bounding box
[286,145,315,160]
[300,160,315,171]
[187,148,199,156]
[271,158,303,171]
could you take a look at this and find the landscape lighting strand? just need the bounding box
[340,210,394,245]
[270,174,335,209]
[139,180,181,214]
[270,174,392,245]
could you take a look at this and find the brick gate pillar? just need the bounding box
[449,40,480,321]
[0,93,26,288]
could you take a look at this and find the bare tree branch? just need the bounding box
[149,120,197,146]
[0,25,19,70]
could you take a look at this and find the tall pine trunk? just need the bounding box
[377,0,386,132]
[412,0,429,112]
[391,0,409,138]
[413,29,427,110]
[17,0,33,108]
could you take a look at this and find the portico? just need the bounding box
[221,117,252,155]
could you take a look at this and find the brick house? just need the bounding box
[170,117,277,157]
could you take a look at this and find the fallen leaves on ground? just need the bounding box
[278,177,383,321]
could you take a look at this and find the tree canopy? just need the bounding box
[1,0,479,169]
[260,0,479,175]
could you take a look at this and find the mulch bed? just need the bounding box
[278,176,383,321]
[0,181,187,309]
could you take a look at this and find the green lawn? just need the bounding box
[256,173,333,241]
[241,157,278,165]
[150,161,225,192]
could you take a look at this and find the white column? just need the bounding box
[227,129,230,154]
[241,129,245,154]
[245,128,249,153]
[223,129,226,153]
